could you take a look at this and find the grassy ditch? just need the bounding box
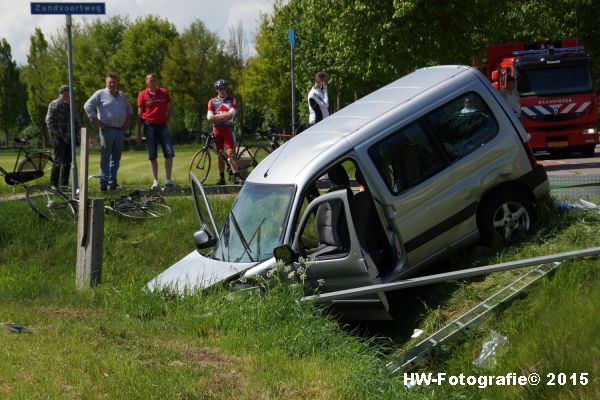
[0,195,599,398]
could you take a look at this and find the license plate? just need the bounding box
[547,141,568,148]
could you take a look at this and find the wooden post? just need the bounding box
[76,198,104,288]
[76,128,104,288]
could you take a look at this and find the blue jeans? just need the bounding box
[144,121,174,160]
[99,127,124,187]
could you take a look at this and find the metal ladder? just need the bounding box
[386,262,561,375]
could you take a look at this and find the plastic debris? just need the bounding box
[556,199,600,211]
[473,330,508,368]
[8,324,32,334]
[411,329,424,339]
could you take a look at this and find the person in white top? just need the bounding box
[308,71,329,125]
[500,75,520,117]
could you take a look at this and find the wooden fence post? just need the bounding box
[76,127,104,288]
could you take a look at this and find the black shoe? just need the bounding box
[216,178,226,186]
[50,185,59,191]
[100,185,107,192]
[233,175,244,185]
[108,184,120,191]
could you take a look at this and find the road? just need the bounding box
[537,148,600,176]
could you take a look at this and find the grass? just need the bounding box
[0,142,268,195]
[1,186,600,398]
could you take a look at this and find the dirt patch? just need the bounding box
[155,339,248,393]
[40,307,97,318]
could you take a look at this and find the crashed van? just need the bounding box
[148,66,549,320]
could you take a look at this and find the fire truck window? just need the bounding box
[425,92,499,161]
[368,122,446,195]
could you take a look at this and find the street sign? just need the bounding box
[31,2,106,15]
[288,29,296,46]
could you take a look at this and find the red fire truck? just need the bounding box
[484,39,598,156]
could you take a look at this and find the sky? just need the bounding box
[0,0,276,65]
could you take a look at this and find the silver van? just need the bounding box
[148,66,549,320]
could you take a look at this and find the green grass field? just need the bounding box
[1,162,599,397]
[0,143,266,195]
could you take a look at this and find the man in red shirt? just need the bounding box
[207,79,243,185]
[136,72,175,190]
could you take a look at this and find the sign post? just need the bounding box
[31,2,106,289]
[31,2,106,199]
[288,29,296,135]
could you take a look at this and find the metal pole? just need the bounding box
[301,245,600,302]
[290,43,296,136]
[66,14,78,198]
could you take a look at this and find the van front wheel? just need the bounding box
[478,192,535,244]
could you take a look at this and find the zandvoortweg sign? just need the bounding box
[30,2,106,15]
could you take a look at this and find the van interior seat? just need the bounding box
[309,199,349,259]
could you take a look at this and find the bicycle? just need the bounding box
[0,137,52,187]
[188,131,270,184]
[26,185,171,221]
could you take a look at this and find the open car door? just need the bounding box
[190,172,220,247]
[293,189,392,320]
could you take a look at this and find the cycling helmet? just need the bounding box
[214,79,228,89]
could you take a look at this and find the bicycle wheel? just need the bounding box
[188,147,211,183]
[237,145,270,179]
[26,185,76,221]
[112,196,171,219]
[14,152,52,184]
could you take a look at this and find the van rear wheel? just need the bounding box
[478,191,535,244]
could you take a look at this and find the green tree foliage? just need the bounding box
[22,28,55,147]
[72,16,130,101]
[162,20,233,140]
[238,11,292,131]
[240,0,600,132]
[0,39,22,146]
[111,16,178,101]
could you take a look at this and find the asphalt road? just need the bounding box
[537,146,600,176]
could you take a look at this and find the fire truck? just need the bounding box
[484,39,598,156]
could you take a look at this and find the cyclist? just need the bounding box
[207,79,244,185]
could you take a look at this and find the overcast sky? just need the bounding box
[0,0,276,65]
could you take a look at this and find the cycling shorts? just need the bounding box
[213,126,236,151]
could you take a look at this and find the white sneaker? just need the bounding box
[150,182,160,190]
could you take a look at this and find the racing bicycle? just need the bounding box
[26,185,171,221]
[188,131,270,184]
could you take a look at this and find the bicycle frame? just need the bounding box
[0,145,27,176]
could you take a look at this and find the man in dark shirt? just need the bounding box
[45,85,80,191]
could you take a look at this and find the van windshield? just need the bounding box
[516,64,593,97]
[212,183,295,263]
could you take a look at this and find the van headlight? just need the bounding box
[583,128,598,135]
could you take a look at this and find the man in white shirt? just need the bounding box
[308,71,329,125]
[500,75,520,117]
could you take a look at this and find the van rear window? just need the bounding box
[369,92,499,195]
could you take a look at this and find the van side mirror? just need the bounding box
[193,229,216,250]
[273,244,298,265]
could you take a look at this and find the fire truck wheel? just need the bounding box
[581,145,596,157]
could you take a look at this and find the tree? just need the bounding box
[0,39,22,146]
[111,16,178,102]
[238,11,293,132]
[22,28,55,147]
[73,16,130,101]
[162,20,232,140]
